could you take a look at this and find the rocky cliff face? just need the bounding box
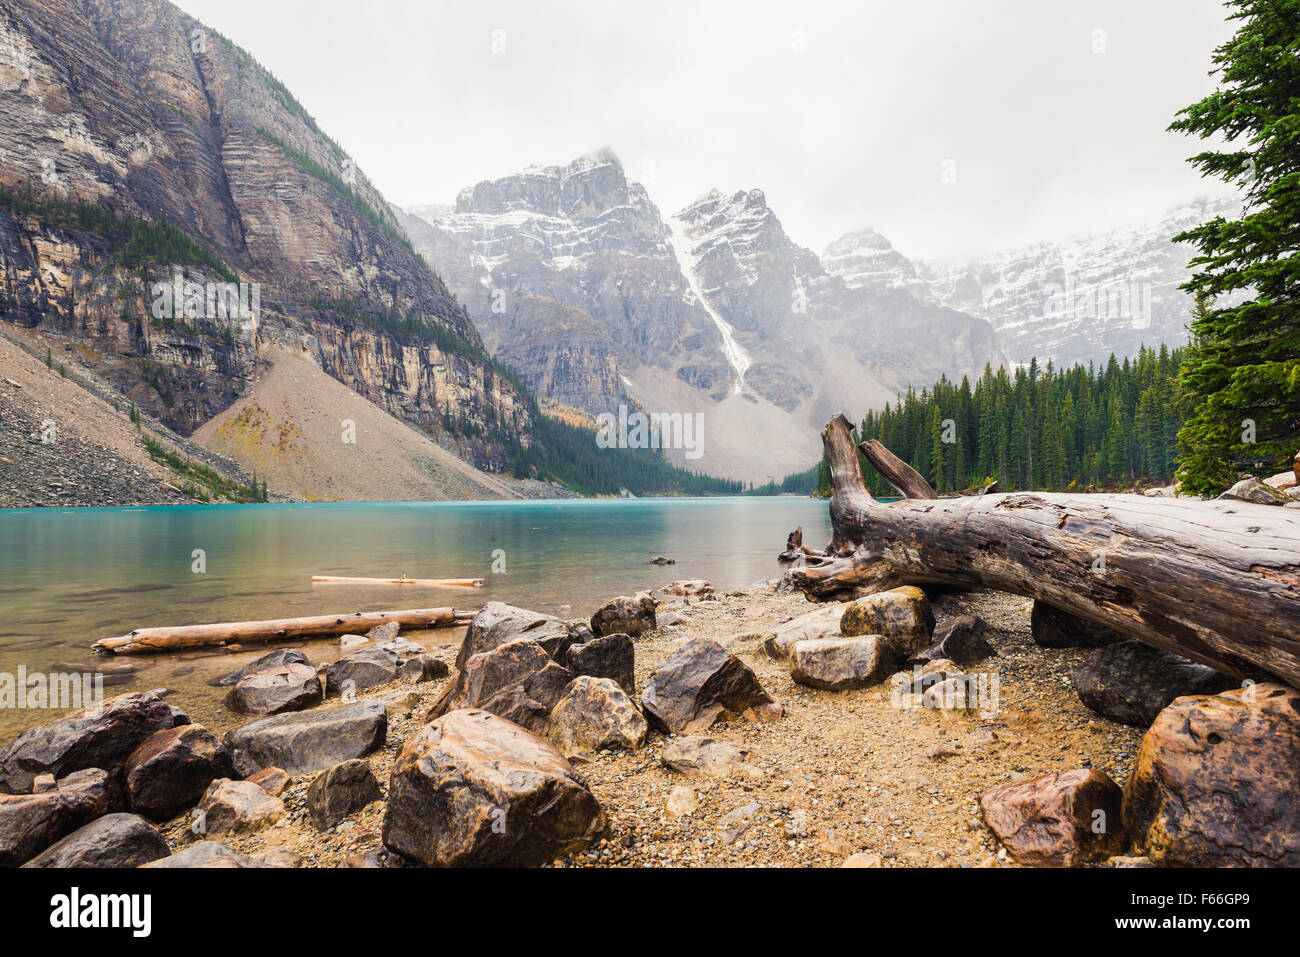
[822,197,1236,368]
[0,0,530,465]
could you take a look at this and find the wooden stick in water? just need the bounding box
[92,606,478,656]
[311,575,485,587]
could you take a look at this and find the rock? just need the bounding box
[547,676,648,757]
[648,556,676,565]
[910,615,997,666]
[0,769,121,867]
[1123,683,1300,867]
[1071,640,1237,727]
[660,580,713,597]
[209,648,309,687]
[640,638,781,734]
[979,769,1127,867]
[141,841,253,868]
[1107,855,1156,868]
[21,813,169,868]
[365,621,401,643]
[839,586,935,656]
[666,785,697,819]
[225,663,322,716]
[123,724,234,822]
[660,736,763,779]
[457,602,574,669]
[0,690,189,793]
[789,635,894,691]
[718,800,760,844]
[1263,469,1297,491]
[256,848,302,868]
[760,604,848,661]
[372,689,422,721]
[398,654,450,683]
[31,774,56,793]
[197,778,286,837]
[564,633,635,695]
[325,646,400,695]
[1218,476,1289,505]
[223,700,387,776]
[895,658,966,694]
[307,759,382,830]
[383,708,607,867]
[1030,601,1126,648]
[339,634,369,651]
[440,639,575,733]
[591,593,657,639]
[377,637,427,658]
[842,852,883,868]
[247,766,290,797]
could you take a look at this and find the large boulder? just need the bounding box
[383,708,607,867]
[760,604,847,661]
[0,768,121,867]
[640,638,781,734]
[980,769,1127,867]
[197,778,286,837]
[0,691,188,793]
[910,615,997,666]
[1072,640,1236,727]
[547,676,648,757]
[225,663,322,716]
[209,648,310,687]
[437,639,574,734]
[1123,683,1300,867]
[21,812,169,868]
[591,593,657,639]
[839,586,935,656]
[124,724,234,822]
[457,602,574,670]
[223,700,387,776]
[564,633,635,695]
[325,646,401,695]
[789,636,895,691]
[1030,601,1126,648]
[306,759,382,830]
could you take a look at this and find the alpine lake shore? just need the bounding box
[4,556,1295,870]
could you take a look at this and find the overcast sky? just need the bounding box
[176,0,1237,262]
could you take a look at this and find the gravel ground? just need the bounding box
[161,584,1144,868]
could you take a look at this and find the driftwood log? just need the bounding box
[93,606,477,656]
[791,414,1300,688]
[311,576,484,587]
[779,526,825,562]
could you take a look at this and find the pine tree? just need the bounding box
[1171,0,1300,494]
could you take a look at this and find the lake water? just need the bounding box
[0,497,829,737]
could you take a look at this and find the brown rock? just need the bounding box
[124,724,234,822]
[225,663,322,716]
[1122,683,1300,867]
[564,633,635,695]
[457,602,574,670]
[439,639,575,733]
[590,593,657,638]
[0,769,120,867]
[979,769,1127,867]
[839,586,935,657]
[760,604,848,661]
[789,635,894,691]
[196,778,286,838]
[247,766,290,797]
[382,708,607,867]
[547,676,648,757]
[660,736,763,779]
[306,759,382,830]
[640,638,781,734]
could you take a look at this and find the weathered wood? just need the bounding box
[792,414,1300,687]
[92,607,478,656]
[311,575,484,587]
[859,439,937,499]
[778,526,825,562]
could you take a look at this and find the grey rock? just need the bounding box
[21,813,169,868]
[223,700,388,776]
[1072,640,1237,727]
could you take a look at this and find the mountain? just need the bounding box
[822,197,1238,369]
[404,160,1004,480]
[0,0,531,476]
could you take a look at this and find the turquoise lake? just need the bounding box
[0,497,830,736]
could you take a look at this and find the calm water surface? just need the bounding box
[0,497,829,736]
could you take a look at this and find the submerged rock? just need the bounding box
[641,638,781,734]
[1123,683,1300,867]
[1071,640,1236,727]
[383,708,606,867]
[124,724,234,822]
[980,769,1127,867]
[0,690,188,793]
[1030,602,1125,648]
[21,812,169,868]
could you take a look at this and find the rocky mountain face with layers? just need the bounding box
[824,197,1238,369]
[405,159,1005,480]
[0,0,530,469]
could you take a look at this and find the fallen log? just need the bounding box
[791,414,1300,688]
[92,606,478,656]
[311,575,485,587]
